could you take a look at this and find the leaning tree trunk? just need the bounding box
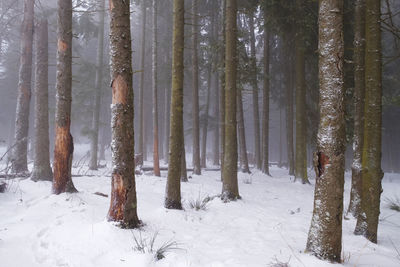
[222,0,239,201]
[237,86,250,173]
[152,0,161,176]
[12,0,34,174]
[89,0,105,170]
[294,0,308,184]
[107,0,140,228]
[53,0,77,194]
[192,0,201,175]
[138,2,146,164]
[31,18,53,182]
[348,0,365,218]
[165,0,184,210]
[248,13,261,170]
[201,65,212,168]
[306,0,345,262]
[261,15,270,176]
[354,0,383,244]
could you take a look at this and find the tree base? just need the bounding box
[31,167,53,182]
[221,191,241,202]
[164,198,182,210]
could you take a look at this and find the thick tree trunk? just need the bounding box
[165,0,184,210]
[152,0,160,176]
[31,19,53,182]
[192,0,201,175]
[219,0,226,180]
[248,14,261,170]
[221,0,239,201]
[294,0,308,184]
[53,0,77,194]
[89,0,105,170]
[138,2,146,164]
[306,0,345,262]
[107,0,140,228]
[354,0,383,243]
[348,0,365,218]
[201,66,211,168]
[261,18,270,176]
[12,0,34,174]
[237,87,250,173]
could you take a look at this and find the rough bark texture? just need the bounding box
[12,0,34,174]
[138,2,146,164]
[221,0,239,201]
[354,0,383,243]
[31,19,53,182]
[52,0,77,194]
[89,0,105,170]
[219,0,227,180]
[306,0,345,262]
[107,0,140,228]
[294,0,309,184]
[201,66,211,168]
[191,0,201,175]
[165,0,184,210]
[164,85,170,163]
[152,0,160,177]
[237,87,250,174]
[248,14,261,170]
[262,18,270,176]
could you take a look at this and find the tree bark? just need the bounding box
[201,65,211,168]
[138,1,146,164]
[181,145,188,182]
[12,0,34,174]
[354,0,383,243]
[237,87,250,173]
[348,0,365,218]
[89,0,105,170]
[31,18,53,182]
[53,0,77,194]
[261,15,270,176]
[219,0,226,180]
[164,85,170,163]
[306,0,345,262]
[222,0,239,201]
[165,0,184,210]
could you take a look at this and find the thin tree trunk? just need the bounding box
[306,0,345,262]
[164,85,170,163]
[89,0,105,170]
[165,0,184,210]
[31,18,53,182]
[152,0,160,176]
[52,0,77,194]
[219,0,226,180]
[192,0,201,175]
[138,2,146,164]
[201,66,211,168]
[12,0,34,174]
[237,87,250,173]
[286,50,295,176]
[107,0,140,228]
[181,145,188,182]
[222,0,239,201]
[354,0,383,243]
[261,16,270,176]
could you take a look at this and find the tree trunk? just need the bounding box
[219,0,226,180]
[191,0,201,175]
[248,14,261,170]
[89,0,105,170]
[201,65,211,168]
[52,0,77,194]
[348,0,365,218]
[222,0,239,201]
[286,51,295,176]
[152,0,160,176]
[12,0,34,174]
[165,0,184,210]
[31,18,53,182]
[354,0,383,243]
[237,87,250,173]
[107,0,140,228]
[164,85,170,163]
[138,2,146,164]
[181,145,188,182]
[261,17,270,176]
[306,0,345,262]
[294,0,308,184]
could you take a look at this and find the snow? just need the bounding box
[1,146,400,266]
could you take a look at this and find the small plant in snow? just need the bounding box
[267,256,291,267]
[187,194,211,211]
[385,196,400,212]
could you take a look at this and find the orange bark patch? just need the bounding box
[317,152,330,177]
[108,173,126,221]
[21,85,30,100]
[53,125,73,194]
[112,75,128,104]
[109,0,115,11]
[58,39,68,52]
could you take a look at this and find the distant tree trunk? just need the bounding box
[31,18,53,182]
[354,0,383,244]
[248,13,261,170]
[52,0,77,194]
[213,75,220,166]
[138,2,146,164]
[201,66,211,168]
[164,85,170,163]
[165,0,184,210]
[348,0,365,218]
[286,51,295,176]
[152,0,160,176]
[212,3,219,166]
[107,0,140,228]
[12,0,34,174]
[294,0,308,184]
[191,0,201,175]
[306,0,345,262]
[89,0,105,170]
[219,0,226,179]
[222,0,239,201]
[237,87,250,173]
[261,17,270,176]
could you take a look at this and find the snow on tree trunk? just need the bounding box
[306,0,345,262]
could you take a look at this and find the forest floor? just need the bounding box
[0,145,400,267]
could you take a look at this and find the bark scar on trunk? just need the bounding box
[112,75,128,104]
[108,173,126,221]
[109,0,115,11]
[57,39,68,52]
[314,151,330,177]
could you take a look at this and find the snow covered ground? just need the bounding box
[1,146,400,267]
